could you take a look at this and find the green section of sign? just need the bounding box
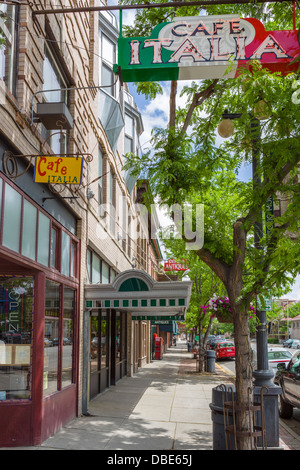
[117,26,179,83]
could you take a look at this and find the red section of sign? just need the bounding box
[236,19,300,76]
[164,259,188,271]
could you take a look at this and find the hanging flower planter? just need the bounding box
[206,295,233,323]
[206,295,257,325]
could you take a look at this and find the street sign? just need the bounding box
[265,196,274,236]
[117,15,299,83]
[257,293,273,311]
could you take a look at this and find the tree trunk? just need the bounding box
[169,80,177,129]
[198,321,205,372]
[231,300,253,450]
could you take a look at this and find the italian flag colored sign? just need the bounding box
[116,15,299,82]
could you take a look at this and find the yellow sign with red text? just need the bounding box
[34,156,83,184]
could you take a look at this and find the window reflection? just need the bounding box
[0,5,18,93]
[90,315,99,373]
[0,277,33,400]
[101,313,108,369]
[116,313,121,362]
[62,287,74,388]
[90,311,108,373]
[43,280,60,396]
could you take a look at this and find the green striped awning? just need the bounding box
[85,269,192,320]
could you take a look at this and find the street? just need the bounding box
[218,347,300,440]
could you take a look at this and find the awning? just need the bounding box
[85,269,192,320]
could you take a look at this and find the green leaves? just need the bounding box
[121,0,300,309]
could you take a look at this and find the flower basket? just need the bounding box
[205,295,257,326]
[207,296,233,323]
[214,309,233,324]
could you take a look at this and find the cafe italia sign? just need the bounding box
[117,14,299,82]
[34,156,83,184]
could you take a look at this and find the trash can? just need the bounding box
[206,349,216,372]
[209,385,236,450]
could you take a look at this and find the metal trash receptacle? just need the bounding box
[206,349,216,372]
[209,385,236,450]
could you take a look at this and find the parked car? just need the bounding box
[288,339,300,349]
[274,349,300,418]
[252,347,293,372]
[44,338,53,347]
[207,337,224,349]
[283,339,293,348]
[52,337,72,346]
[214,341,235,360]
[206,338,218,348]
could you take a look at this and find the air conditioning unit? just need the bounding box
[35,102,73,130]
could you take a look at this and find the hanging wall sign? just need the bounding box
[34,156,83,184]
[164,258,188,271]
[117,15,299,82]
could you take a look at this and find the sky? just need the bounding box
[111,3,299,301]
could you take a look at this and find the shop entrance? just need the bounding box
[90,310,110,398]
[89,309,128,400]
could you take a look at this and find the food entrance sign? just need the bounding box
[34,156,83,184]
[117,15,299,82]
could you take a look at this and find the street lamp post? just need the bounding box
[218,110,282,448]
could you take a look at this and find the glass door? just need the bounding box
[89,310,110,399]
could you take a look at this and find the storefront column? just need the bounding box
[82,309,90,415]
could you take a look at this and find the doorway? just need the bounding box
[89,310,110,399]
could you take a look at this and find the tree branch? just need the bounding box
[197,247,230,287]
[180,79,219,136]
[169,80,178,129]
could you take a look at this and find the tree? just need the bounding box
[164,244,225,371]
[122,1,300,449]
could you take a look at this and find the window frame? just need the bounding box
[0,4,19,95]
[0,176,79,280]
[42,42,70,154]
[99,14,118,98]
[43,280,76,397]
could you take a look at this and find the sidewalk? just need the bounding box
[5,341,300,451]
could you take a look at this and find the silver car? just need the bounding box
[252,347,293,372]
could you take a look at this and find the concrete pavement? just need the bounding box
[39,341,223,451]
[3,339,300,451]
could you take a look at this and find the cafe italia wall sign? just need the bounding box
[117,14,299,82]
[34,156,83,185]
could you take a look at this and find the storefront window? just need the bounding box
[0,178,2,225]
[116,312,121,362]
[1,179,78,279]
[37,212,50,266]
[22,200,37,260]
[0,276,33,400]
[62,287,74,388]
[50,227,58,268]
[2,183,22,252]
[44,281,76,396]
[90,314,99,373]
[43,280,60,396]
[100,312,108,369]
[61,231,70,276]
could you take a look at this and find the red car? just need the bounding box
[215,341,235,360]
